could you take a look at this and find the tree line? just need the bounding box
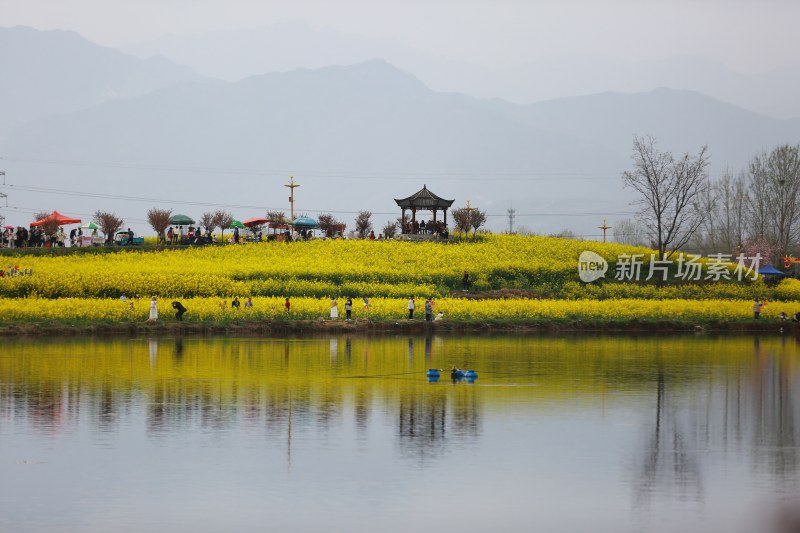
[620,136,800,264]
[31,204,490,244]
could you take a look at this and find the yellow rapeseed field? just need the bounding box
[0,235,797,324]
[0,296,789,323]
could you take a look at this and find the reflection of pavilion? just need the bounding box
[394,185,454,240]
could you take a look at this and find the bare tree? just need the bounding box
[200,211,216,234]
[622,135,710,260]
[267,211,287,226]
[354,210,373,238]
[613,218,647,247]
[714,171,748,254]
[93,211,124,244]
[318,213,345,237]
[469,208,488,234]
[451,207,473,234]
[382,221,399,238]
[549,229,577,239]
[213,210,234,241]
[693,171,748,255]
[33,211,59,239]
[452,205,487,235]
[747,144,800,257]
[147,208,172,244]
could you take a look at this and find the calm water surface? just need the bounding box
[1,334,799,532]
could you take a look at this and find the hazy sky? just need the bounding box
[3,0,800,72]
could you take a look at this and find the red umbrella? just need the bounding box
[243,217,270,227]
[30,211,81,227]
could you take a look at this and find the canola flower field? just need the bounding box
[0,234,798,326]
[0,295,795,324]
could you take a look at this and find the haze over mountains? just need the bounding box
[123,21,800,119]
[0,26,203,139]
[2,25,800,235]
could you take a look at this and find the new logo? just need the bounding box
[578,251,608,283]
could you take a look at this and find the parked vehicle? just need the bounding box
[114,231,144,246]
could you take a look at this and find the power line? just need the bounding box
[3,156,620,181]
[4,205,149,224]
[0,170,7,228]
[2,155,747,182]
[0,184,636,218]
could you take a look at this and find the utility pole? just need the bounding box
[507,206,516,234]
[465,199,474,216]
[0,171,7,228]
[465,199,474,228]
[285,176,300,222]
[598,219,611,243]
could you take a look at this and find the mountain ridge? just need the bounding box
[0,25,205,139]
[122,23,800,118]
[4,56,800,234]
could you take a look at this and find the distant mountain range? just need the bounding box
[0,26,203,139]
[123,21,800,119]
[2,26,800,235]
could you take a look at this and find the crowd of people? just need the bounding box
[2,226,69,248]
[129,294,445,324]
[403,219,448,237]
[1,218,451,249]
[0,225,109,248]
[162,225,216,245]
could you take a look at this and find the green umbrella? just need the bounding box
[293,216,319,229]
[169,214,195,225]
[79,222,99,230]
[229,220,245,229]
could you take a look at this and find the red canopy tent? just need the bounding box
[243,216,270,228]
[30,211,82,227]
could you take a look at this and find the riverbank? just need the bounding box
[0,317,796,338]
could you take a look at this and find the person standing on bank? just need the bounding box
[425,299,433,321]
[754,299,765,320]
[407,297,415,319]
[345,297,353,320]
[172,300,187,321]
[330,297,339,320]
[148,296,158,322]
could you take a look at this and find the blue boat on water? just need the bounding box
[426,368,478,383]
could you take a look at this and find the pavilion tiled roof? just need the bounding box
[394,185,455,209]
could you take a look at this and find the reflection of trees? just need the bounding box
[633,367,704,509]
[398,389,448,463]
[397,385,482,464]
[93,380,119,432]
[354,389,371,435]
[10,380,65,434]
[749,337,799,483]
[451,389,481,440]
[633,337,800,507]
[316,384,342,435]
